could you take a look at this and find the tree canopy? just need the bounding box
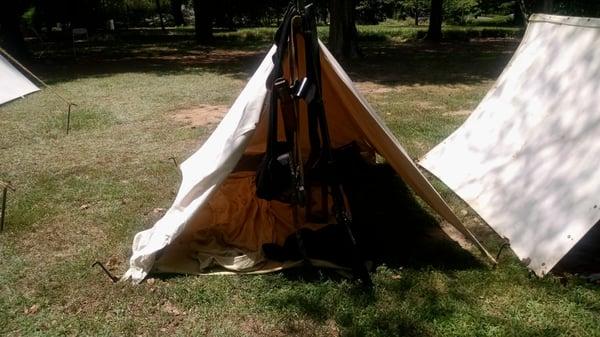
[2,0,600,56]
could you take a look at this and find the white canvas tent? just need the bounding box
[123,41,495,283]
[420,14,600,276]
[0,53,39,105]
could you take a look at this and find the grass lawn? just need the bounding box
[1,29,599,337]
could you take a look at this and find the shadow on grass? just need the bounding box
[23,31,519,89]
[344,38,518,87]
[278,163,483,288]
[26,36,271,85]
[234,165,486,335]
[363,167,481,271]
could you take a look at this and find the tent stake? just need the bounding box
[66,103,76,134]
[1,187,7,232]
[92,261,119,283]
[169,156,178,167]
[496,242,510,261]
[0,181,15,232]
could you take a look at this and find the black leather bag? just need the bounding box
[256,139,293,201]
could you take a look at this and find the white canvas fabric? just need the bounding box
[0,53,39,105]
[123,42,493,283]
[420,14,600,276]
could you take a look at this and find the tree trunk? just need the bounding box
[513,0,526,26]
[0,2,30,58]
[124,3,131,29]
[155,0,166,31]
[543,0,554,13]
[329,0,360,59]
[192,0,214,44]
[171,0,185,26]
[414,8,419,26]
[426,0,442,42]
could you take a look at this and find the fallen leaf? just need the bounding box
[24,304,40,315]
[106,256,120,270]
[162,301,182,316]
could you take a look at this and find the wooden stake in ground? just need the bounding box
[0,181,15,232]
[66,103,76,134]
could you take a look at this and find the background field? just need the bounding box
[1,26,599,336]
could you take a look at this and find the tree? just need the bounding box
[329,0,360,59]
[0,1,33,58]
[402,0,428,26]
[426,0,443,42]
[155,0,166,30]
[514,0,527,26]
[171,0,185,26]
[543,0,553,13]
[444,0,478,25]
[192,0,214,44]
[356,0,397,24]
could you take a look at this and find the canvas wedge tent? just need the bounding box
[420,14,600,276]
[0,51,39,106]
[123,6,496,284]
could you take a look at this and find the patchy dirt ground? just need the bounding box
[354,81,396,95]
[171,104,229,128]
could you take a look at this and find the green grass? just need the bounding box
[357,25,521,43]
[464,15,516,27]
[1,30,599,337]
[157,24,522,45]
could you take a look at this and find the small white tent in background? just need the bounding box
[0,50,40,233]
[0,48,76,132]
[0,52,39,106]
[420,14,600,276]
